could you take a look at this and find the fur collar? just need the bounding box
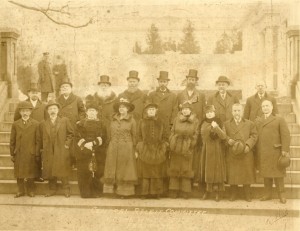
[94,92,117,104]
[178,113,196,122]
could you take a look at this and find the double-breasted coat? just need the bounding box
[255,115,290,178]
[85,92,117,121]
[10,118,39,178]
[38,60,54,93]
[118,89,147,122]
[56,93,86,126]
[52,63,68,93]
[103,114,138,186]
[207,92,239,123]
[147,88,178,134]
[224,119,258,184]
[14,99,47,122]
[244,93,279,122]
[37,117,74,179]
[200,119,227,185]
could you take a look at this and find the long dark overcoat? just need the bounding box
[38,60,54,93]
[37,117,74,178]
[10,118,39,178]
[255,115,290,178]
[224,118,258,184]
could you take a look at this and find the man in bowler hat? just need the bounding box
[207,76,239,123]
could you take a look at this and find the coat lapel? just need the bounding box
[216,93,226,108]
[55,117,62,135]
[58,93,76,107]
[45,119,51,136]
[262,114,276,127]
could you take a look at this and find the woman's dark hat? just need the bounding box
[113,98,135,113]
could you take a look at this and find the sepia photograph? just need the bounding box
[0,0,299,230]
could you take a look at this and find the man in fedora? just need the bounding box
[177,69,206,184]
[38,52,54,102]
[118,70,147,122]
[36,100,74,197]
[255,99,290,204]
[56,78,85,168]
[207,76,239,123]
[224,103,258,202]
[14,82,47,182]
[85,75,118,122]
[10,101,39,197]
[147,71,178,135]
[244,80,278,122]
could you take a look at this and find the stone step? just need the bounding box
[0,143,9,154]
[4,112,14,122]
[284,113,296,123]
[0,179,299,199]
[0,154,12,167]
[0,122,12,132]
[8,102,18,113]
[290,146,300,157]
[277,103,293,114]
[288,123,300,134]
[0,132,10,143]
[290,158,300,171]
[291,135,300,146]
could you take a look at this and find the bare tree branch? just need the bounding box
[8,0,93,28]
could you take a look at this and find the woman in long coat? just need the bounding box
[168,102,199,199]
[136,103,168,198]
[75,102,107,198]
[103,98,138,197]
[200,105,227,202]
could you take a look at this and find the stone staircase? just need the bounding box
[0,99,299,198]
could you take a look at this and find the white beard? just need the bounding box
[96,88,112,98]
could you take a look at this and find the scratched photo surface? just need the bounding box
[0,0,299,230]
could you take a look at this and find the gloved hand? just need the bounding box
[97,137,102,146]
[11,156,15,163]
[244,145,250,153]
[228,139,235,146]
[84,142,93,151]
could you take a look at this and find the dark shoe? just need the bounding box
[28,192,35,197]
[14,192,25,198]
[64,189,71,198]
[168,191,177,199]
[45,191,56,197]
[245,196,252,202]
[35,177,44,182]
[229,193,236,201]
[279,194,287,204]
[260,195,272,201]
[182,192,190,200]
[215,192,220,202]
[202,192,208,200]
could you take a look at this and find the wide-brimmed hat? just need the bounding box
[86,101,99,111]
[18,101,33,110]
[215,76,230,85]
[186,69,199,80]
[27,82,40,92]
[98,75,111,86]
[46,100,60,110]
[231,140,245,157]
[144,103,158,110]
[113,98,135,113]
[127,70,140,81]
[205,105,216,113]
[278,155,291,169]
[59,78,73,88]
[157,71,170,81]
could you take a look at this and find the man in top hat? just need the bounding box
[223,103,258,202]
[147,71,178,136]
[255,99,290,204]
[52,55,68,97]
[177,69,206,184]
[10,101,40,197]
[56,78,85,167]
[118,70,147,122]
[85,75,118,122]
[207,76,239,123]
[244,80,279,122]
[36,100,74,197]
[14,82,47,122]
[38,52,54,102]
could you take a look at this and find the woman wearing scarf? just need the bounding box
[168,102,199,199]
[200,105,227,202]
[136,103,169,199]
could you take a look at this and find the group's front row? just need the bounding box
[10,98,291,203]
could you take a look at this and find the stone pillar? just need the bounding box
[0,29,19,99]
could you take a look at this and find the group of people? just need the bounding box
[10,55,291,204]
